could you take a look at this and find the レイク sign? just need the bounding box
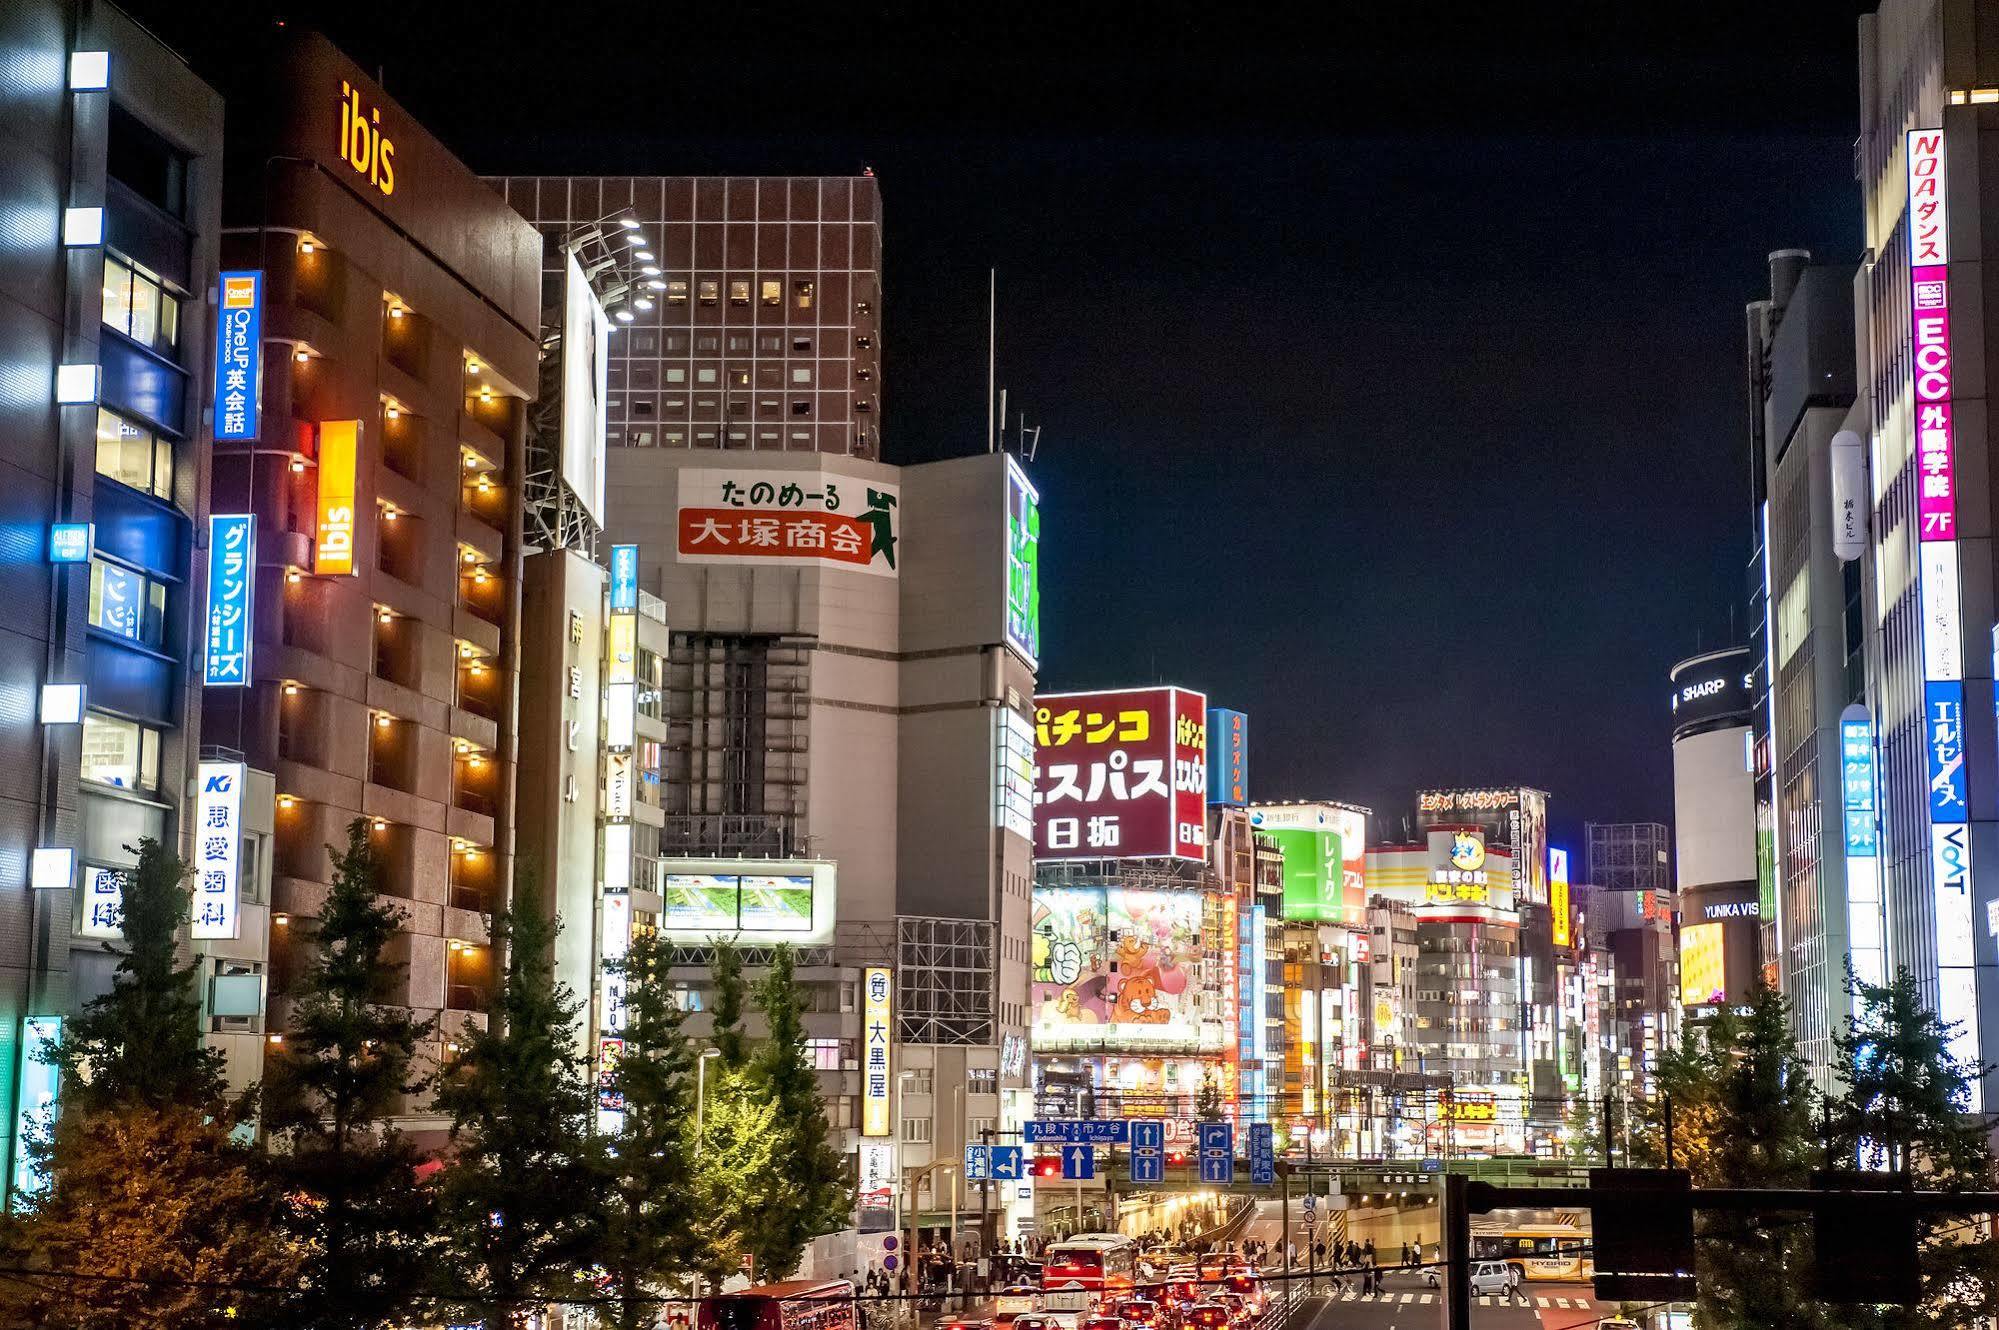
[862,966,893,1137]
[203,514,255,688]
[676,468,899,577]
[190,761,244,940]
[1034,686,1208,861]
[212,271,262,441]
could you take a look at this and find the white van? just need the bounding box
[1469,1261,1522,1297]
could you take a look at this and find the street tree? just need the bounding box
[432,900,601,1328]
[1196,1076,1224,1122]
[690,1064,782,1291]
[1829,967,1999,1328]
[1635,983,1829,1330]
[264,819,436,1330]
[3,838,295,1328]
[709,939,749,1069]
[743,945,852,1280]
[593,928,700,1329]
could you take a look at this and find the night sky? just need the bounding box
[130,2,1869,850]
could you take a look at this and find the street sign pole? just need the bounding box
[982,1126,994,1260]
[1444,1171,1471,1330]
[1280,1166,1291,1282]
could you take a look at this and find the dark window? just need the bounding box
[106,105,187,218]
[791,400,811,416]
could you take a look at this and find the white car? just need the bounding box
[1422,1261,1521,1295]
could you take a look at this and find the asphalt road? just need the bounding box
[1286,1276,1617,1330]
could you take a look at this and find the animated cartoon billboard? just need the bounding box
[1031,885,1203,1051]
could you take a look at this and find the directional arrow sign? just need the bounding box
[990,1146,1023,1180]
[1197,1121,1234,1184]
[1061,1144,1096,1180]
[1128,1120,1165,1185]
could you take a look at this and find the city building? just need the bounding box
[490,175,883,460]
[1584,821,1671,894]
[1847,0,1997,1106]
[0,0,232,1189]
[1740,245,1867,1077]
[1669,647,1763,1016]
[1575,883,1678,1107]
[199,32,544,1143]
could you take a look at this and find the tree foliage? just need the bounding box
[691,1065,781,1291]
[264,819,435,1330]
[1196,1076,1223,1122]
[1828,967,1999,1329]
[709,940,749,1070]
[432,901,600,1328]
[742,946,852,1280]
[594,928,701,1328]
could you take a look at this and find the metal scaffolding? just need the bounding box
[896,915,995,1046]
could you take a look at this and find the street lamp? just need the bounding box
[695,1048,722,1157]
[895,1069,916,1280]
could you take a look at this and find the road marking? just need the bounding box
[1536,1297,1550,1307]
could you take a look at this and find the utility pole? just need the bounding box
[1443,1172,1471,1330]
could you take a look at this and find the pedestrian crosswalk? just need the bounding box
[1312,1290,1599,1309]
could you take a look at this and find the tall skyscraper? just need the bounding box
[1584,821,1671,895]
[1739,246,1864,1081]
[1849,0,1999,1105]
[492,176,883,459]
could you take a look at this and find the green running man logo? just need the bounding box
[860,488,898,570]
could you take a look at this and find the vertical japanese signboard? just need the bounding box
[597,889,631,1133]
[1550,846,1572,948]
[1004,456,1041,668]
[1034,686,1207,861]
[203,514,255,688]
[9,1016,60,1203]
[1207,708,1248,806]
[212,271,262,441]
[1841,705,1884,987]
[313,421,359,576]
[862,966,893,1136]
[190,761,243,940]
[602,546,638,894]
[1909,125,1978,1096]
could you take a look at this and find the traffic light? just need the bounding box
[1034,1156,1062,1179]
[1168,1149,1187,1166]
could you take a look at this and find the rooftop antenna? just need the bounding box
[986,268,997,455]
[1023,414,1041,462]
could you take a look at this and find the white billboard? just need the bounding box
[658,858,837,946]
[561,252,609,527]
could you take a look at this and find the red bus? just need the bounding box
[698,1280,857,1330]
[1042,1234,1139,1311]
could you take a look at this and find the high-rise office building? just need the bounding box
[1849,0,1999,1106]
[0,1,234,1186]
[200,33,543,1141]
[492,175,882,459]
[1739,245,1866,1081]
[1669,648,1761,1016]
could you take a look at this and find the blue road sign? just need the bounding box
[1197,1121,1233,1185]
[1248,1122,1275,1186]
[1422,1157,1443,1173]
[965,1145,990,1180]
[1060,1144,1096,1180]
[1026,1120,1130,1144]
[990,1146,1023,1180]
[1128,1120,1165,1184]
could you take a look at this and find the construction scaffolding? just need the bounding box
[663,632,810,856]
[896,915,995,1047]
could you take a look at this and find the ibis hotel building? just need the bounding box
[1849,0,1999,1108]
[200,32,542,1136]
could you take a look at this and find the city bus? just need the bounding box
[1042,1234,1140,1311]
[1470,1219,1592,1281]
[697,1279,857,1330]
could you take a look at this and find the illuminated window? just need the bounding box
[88,558,167,647]
[806,1038,845,1070]
[793,280,814,309]
[791,366,813,385]
[100,253,181,354]
[695,367,717,385]
[761,279,782,306]
[696,334,719,352]
[729,279,750,306]
[666,279,688,306]
[757,333,782,352]
[80,712,160,791]
[697,280,719,306]
[731,369,750,387]
[857,336,873,350]
[666,367,686,383]
[94,409,173,501]
[726,334,750,352]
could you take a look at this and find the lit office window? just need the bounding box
[94,409,173,501]
[87,557,166,646]
[80,712,161,791]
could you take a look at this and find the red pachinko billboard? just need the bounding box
[1035,687,1208,861]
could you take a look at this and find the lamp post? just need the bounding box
[895,1069,916,1281]
[695,1047,722,1157]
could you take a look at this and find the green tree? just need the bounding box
[432,901,600,1329]
[1828,967,1999,1328]
[1195,1076,1223,1122]
[742,946,851,1280]
[54,837,226,1112]
[690,1066,781,1292]
[1634,984,1827,1330]
[264,820,436,1330]
[709,940,749,1069]
[594,929,700,1329]
[4,838,296,1328]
